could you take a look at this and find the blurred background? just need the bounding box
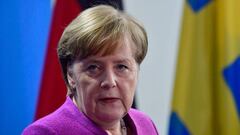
[1,0,239,135]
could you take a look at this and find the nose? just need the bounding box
[100,69,117,89]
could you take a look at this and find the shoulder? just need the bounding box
[22,97,106,135]
[128,108,153,123]
[127,108,159,135]
[22,106,70,135]
[22,122,57,135]
[22,97,84,135]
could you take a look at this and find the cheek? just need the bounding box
[127,71,138,91]
[76,75,100,103]
[120,73,138,105]
[77,74,98,88]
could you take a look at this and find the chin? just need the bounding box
[96,110,125,122]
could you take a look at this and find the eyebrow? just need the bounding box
[82,58,133,65]
[113,59,132,65]
[82,60,101,65]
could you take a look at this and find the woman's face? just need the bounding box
[68,38,139,125]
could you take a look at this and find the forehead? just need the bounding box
[82,43,135,63]
[85,35,136,58]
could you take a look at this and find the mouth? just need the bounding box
[99,97,120,103]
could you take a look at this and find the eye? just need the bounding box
[116,64,128,72]
[87,64,98,71]
[85,64,101,75]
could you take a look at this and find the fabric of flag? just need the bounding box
[169,0,240,135]
[0,0,123,134]
[0,0,51,134]
[35,0,124,120]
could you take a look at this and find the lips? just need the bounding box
[99,97,120,103]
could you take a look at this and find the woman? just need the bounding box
[23,5,158,135]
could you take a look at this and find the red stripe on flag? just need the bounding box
[35,0,83,120]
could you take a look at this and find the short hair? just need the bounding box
[57,5,148,95]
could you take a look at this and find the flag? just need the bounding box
[0,0,51,134]
[0,0,124,134]
[35,0,124,120]
[169,0,240,135]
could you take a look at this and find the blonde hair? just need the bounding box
[57,5,148,95]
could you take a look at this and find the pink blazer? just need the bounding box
[22,97,159,135]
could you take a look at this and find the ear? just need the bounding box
[67,72,76,89]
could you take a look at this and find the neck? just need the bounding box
[104,119,127,135]
[72,97,126,135]
[104,121,121,135]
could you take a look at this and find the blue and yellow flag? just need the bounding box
[169,0,240,135]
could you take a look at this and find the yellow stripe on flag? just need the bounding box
[170,0,240,135]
